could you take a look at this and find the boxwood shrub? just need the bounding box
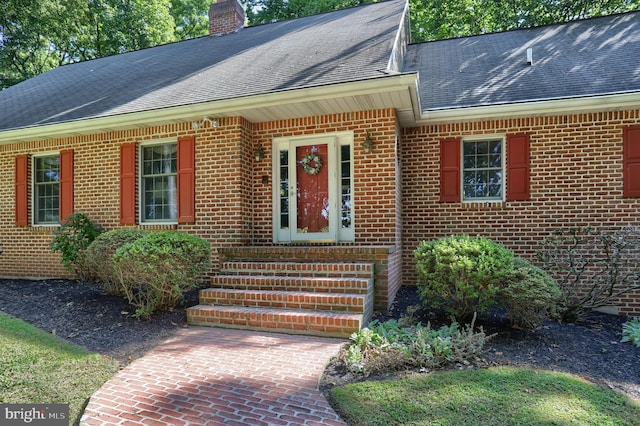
[501,258,561,330]
[84,228,148,295]
[113,231,211,319]
[415,235,515,321]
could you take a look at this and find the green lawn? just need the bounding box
[328,366,640,426]
[0,312,119,425]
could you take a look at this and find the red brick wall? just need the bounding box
[401,110,640,315]
[0,119,253,278]
[0,110,403,309]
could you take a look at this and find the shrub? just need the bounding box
[342,316,488,375]
[84,229,147,295]
[537,226,640,321]
[415,236,514,320]
[621,318,640,347]
[113,232,211,319]
[501,258,561,330]
[50,213,104,279]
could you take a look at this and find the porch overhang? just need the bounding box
[0,73,420,145]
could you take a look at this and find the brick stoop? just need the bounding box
[187,253,375,338]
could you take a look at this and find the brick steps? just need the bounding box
[209,275,371,294]
[187,306,363,338]
[199,288,366,312]
[220,261,373,278]
[187,254,375,338]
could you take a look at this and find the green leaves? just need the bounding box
[1,0,205,89]
[50,213,104,278]
[112,231,211,319]
[415,235,514,320]
[409,0,640,42]
[621,318,640,347]
[343,317,487,375]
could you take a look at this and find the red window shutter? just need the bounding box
[440,138,460,202]
[177,136,196,223]
[120,143,137,225]
[59,149,74,222]
[624,126,640,198]
[15,155,29,226]
[506,133,530,201]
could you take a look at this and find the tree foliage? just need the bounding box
[409,0,640,42]
[170,0,211,40]
[240,0,373,25]
[0,0,208,90]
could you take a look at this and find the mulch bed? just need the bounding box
[0,279,197,366]
[0,279,638,401]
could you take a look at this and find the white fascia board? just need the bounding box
[418,92,640,124]
[0,74,420,145]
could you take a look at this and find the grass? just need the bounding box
[328,366,640,426]
[0,312,119,425]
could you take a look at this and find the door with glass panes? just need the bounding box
[273,134,354,243]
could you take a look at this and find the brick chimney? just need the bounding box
[209,0,245,36]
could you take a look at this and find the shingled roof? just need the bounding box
[0,0,406,133]
[405,11,640,112]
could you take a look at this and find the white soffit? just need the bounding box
[0,74,420,144]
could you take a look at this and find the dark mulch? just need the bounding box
[0,279,197,366]
[0,279,638,401]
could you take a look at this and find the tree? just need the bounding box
[170,0,210,40]
[409,0,640,42]
[0,0,87,88]
[1,0,180,90]
[240,0,373,25]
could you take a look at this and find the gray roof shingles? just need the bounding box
[0,0,405,132]
[404,11,640,111]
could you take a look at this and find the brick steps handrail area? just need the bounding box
[187,249,376,338]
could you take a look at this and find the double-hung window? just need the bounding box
[140,142,178,223]
[462,138,504,201]
[33,154,60,225]
[119,136,194,226]
[440,134,529,203]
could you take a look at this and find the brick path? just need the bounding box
[80,327,347,425]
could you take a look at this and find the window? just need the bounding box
[120,137,194,225]
[462,138,504,201]
[33,154,60,225]
[340,144,353,229]
[440,134,528,203]
[141,142,178,222]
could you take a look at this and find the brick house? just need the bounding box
[0,0,638,336]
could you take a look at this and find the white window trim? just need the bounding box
[461,135,506,203]
[31,151,61,227]
[138,138,179,225]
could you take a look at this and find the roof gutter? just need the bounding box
[418,91,640,124]
[0,73,420,144]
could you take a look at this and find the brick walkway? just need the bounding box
[80,327,347,425]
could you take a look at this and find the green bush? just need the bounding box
[84,228,147,295]
[415,236,514,320]
[501,258,561,330]
[113,232,211,319]
[50,213,104,279]
[621,318,640,347]
[342,316,488,375]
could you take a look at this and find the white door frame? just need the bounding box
[272,132,354,243]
